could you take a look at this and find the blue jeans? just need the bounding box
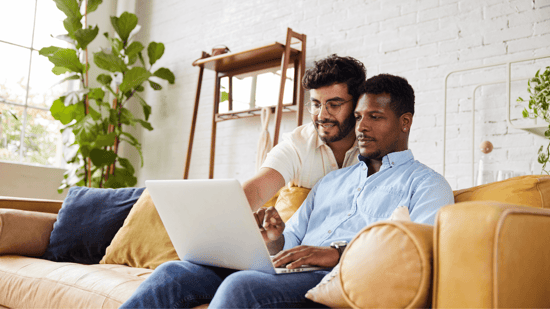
[120,260,331,308]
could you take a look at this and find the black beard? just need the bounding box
[315,112,356,143]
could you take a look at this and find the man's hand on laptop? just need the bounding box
[254,207,285,243]
[271,246,339,269]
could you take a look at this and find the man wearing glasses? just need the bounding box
[244,54,366,211]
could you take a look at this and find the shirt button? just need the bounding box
[357,188,361,192]
[363,167,366,171]
[328,230,332,234]
[392,162,395,165]
[347,213,351,216]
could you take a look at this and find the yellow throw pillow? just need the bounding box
[100,189,179,269]
[262,186,311,223]
[338,221,434,309]
[453,175,550,208]
[275,186,311,222]
[305,206,415,308]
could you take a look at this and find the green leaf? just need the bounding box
[221,90,229,102]
[118,157,135,175]
[50,98,86,125]
[111,12,138,43]
[126,41,144,65]
[39,46,63,57]
[126,41,144,57]
[47,48,84,73]
[48,48,84,73]
[90,148,117,166]
[88,87,105,101]
[97,73,113,86]
[52,66,72,75]
[86,0,103,13]
[135,93,151,120]
[104,32,123,55]
[147,42,164,66]
[522,109,529,118]
[95,133,116,147]
[88,105,102,120]
[73,114,98,144]
[120,132,143,166]
[120,107,135,125]
[53,0,81,20]
[136,119,153,131]
[104,169,137,188]
[63,17,83,37]
[153,67,175,84]
[74,25,99,50]
[93,50,127,72]
[58,74,81,85]
[119,67,151,93]
[148,80,162,90]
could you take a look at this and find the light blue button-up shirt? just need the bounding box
[282,149,454,250]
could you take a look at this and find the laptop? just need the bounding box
[145,179,324,274]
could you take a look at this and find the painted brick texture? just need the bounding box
[130,0,550,190]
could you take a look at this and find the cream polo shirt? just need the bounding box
[261,122,359,189]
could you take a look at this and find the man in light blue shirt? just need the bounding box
[121,74,454,308]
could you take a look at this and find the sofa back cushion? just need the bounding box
[42,186,144,264]
[453,175,550,208]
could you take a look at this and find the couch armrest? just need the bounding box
[0,209,57,256]
[0,196,63,214]
[433,201,550,308]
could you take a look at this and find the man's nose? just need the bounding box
[356,117,369,132]
[318,103,331,119]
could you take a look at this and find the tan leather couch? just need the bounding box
[1,175,549,308]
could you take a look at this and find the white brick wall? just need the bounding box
[127,0,550,190]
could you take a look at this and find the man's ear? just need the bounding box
[400,113,413,132]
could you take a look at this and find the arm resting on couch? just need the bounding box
[433,201,550,309]
[0,209,57,257]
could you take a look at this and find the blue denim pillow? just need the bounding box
[42,186,145,264]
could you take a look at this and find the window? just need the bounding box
[218,68,296,113]
[0,0,69,166]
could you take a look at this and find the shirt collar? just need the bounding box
[358,149,414,168]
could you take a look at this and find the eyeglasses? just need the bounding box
[305,99,353,116]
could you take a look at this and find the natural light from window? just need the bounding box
[0,0,69,167]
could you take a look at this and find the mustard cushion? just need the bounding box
[274,186,311,222]
[100,189,179,269]
[340,221,433,309]
[305,206,413,308]
[262,186,311,222]
[453,175,550,208]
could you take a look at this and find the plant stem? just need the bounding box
[84,0,92,188]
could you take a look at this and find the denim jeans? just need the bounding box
[120,260,331,308]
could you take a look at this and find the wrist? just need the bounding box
[330,240,348,262]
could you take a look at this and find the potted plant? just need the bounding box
[40,0,175,190]
[519,65,550,174]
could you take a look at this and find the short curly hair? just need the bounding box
[362,74,415,116]
[302,54,366,107]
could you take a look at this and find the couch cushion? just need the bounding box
[0,209,57,256]
[42,186,145,264]
[100,189,179,269]
[0,256,152,308]
[337,221,433,308]
[453,175,550,208]
[272,186,311,222]
[305,206,415,308]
